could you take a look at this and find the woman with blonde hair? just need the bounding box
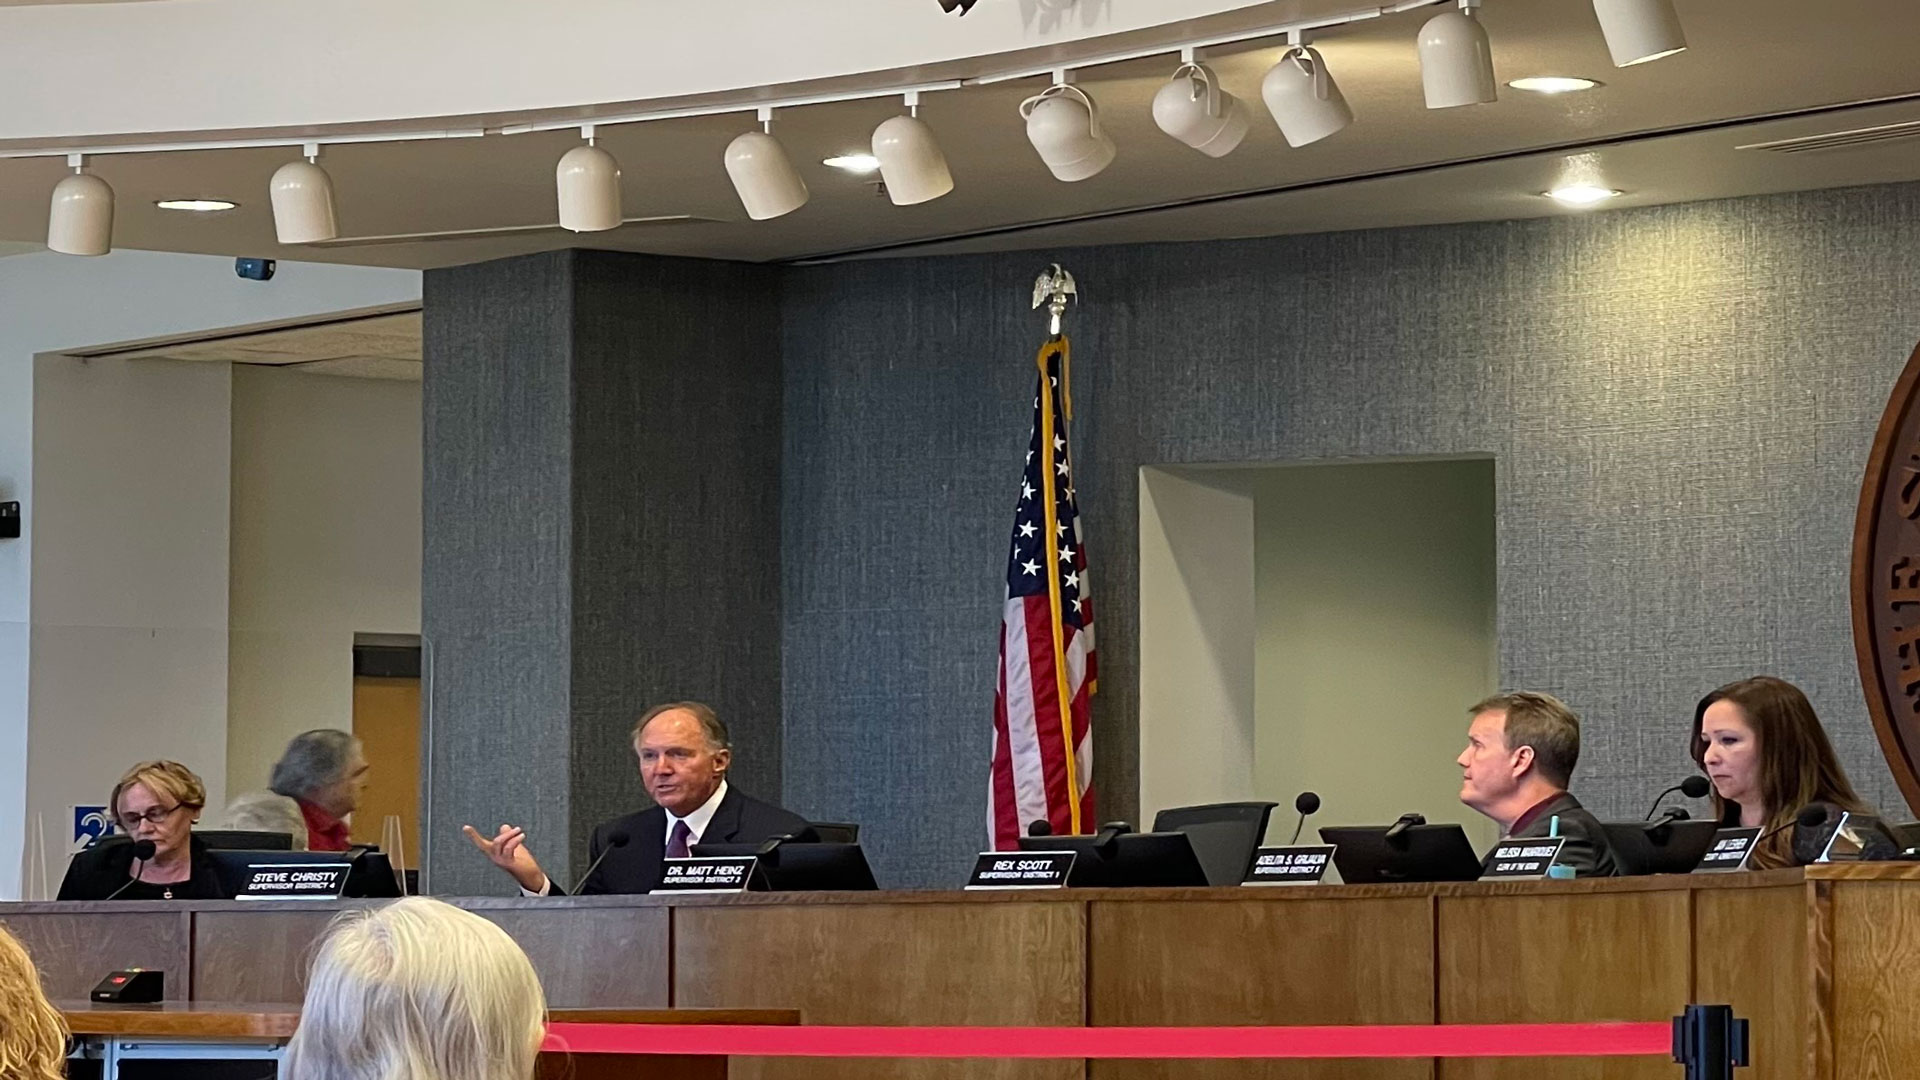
[283,897,547,1080]
[58,760,223,900]
[0,923,69,1080]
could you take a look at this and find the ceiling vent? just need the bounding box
[1737,119,1920,154]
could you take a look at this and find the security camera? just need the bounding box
[235,257,276,281]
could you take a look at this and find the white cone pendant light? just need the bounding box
[556,133,622,233]
[872,94,954,206]
[1419,3,1497,109]
[1260,44,1353,148]
[1019,83,1115,182]
[1151,62,1249,158]
[47,157,113,256]
[269,148,338,244]
[726,109,809,220]
[1592,0,1686,66]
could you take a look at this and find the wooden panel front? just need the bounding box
[0,908,191,1000]
[193,907,339,1001]
[1829,879,1920,1080]
[1089,895,1435,1080]
[1437,888,1691,1080]
[1694,880,1812,1080]
[674,899,1085,1080]
[477,904,669,1008]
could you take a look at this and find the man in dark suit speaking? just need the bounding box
[463,701,811,894]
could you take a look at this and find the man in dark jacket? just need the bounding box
[1457,691,1617,877]
[464,701,812,895]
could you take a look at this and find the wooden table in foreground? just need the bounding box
[58,1003,800,1080]
[13,863,1920,1080]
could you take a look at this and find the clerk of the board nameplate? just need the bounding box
[233,861,352,901]
[652,856,757,894]
[1241,844,1336,886]
[1693,827,1762,874]
[1481,837,1566,879]
[964,850,1075,890]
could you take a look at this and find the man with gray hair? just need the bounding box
[269,729,369,852]
[464,701,811,894]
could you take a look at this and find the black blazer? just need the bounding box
[57,835,226,901]
[1503,791,1618,877]
[1717,801,1905,866]
[557,786,814,895]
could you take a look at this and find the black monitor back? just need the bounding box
[691,841,879,891]
[1151,801,1277,887]
[1015,831,1209,888]
[806,821,861,844]
[208,847,403,899]
[1319,824,1483,884]
[1600,819,1719,875]
[196,830,295,851]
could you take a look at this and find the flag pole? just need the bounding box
[1031,264,1083,832]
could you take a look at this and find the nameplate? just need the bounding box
[963,850,1075,890]
[233,861,352,901]
[652,856,756,894]
[1693,827,1762,873]
[1481,838,1567,879]
[1241,845,1336,886]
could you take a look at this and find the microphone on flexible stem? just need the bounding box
[1091,821,1132,859]
[567,830,630,895]
[1754,805,1830,848]
[1383,813,1425,846]
[1288,792,1321,845]
[1027,820,1053,838]
[103,840,158,901]
[1645,775,1714,820]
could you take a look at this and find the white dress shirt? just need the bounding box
[524,779,730,896]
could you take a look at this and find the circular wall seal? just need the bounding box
[1853,339,1920,817]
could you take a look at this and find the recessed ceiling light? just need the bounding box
[1508,76,1602,94]
[1545,184,1622,206]
[154,198,237,212]
[821,153,880,173]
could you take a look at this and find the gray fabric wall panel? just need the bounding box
[565,251,785,845]
[422,251,576,897]
[782,184,1920,889]
[424,250,783,894]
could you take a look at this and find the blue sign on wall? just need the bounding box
[72,805,116,851]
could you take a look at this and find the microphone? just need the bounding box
[103,840,158,901]
[1383,813,1426,846]
[1090,820,1133,859]
[1027,820,1053,838]
[1288,791,1321,845]
[1645,776,1713,820]
[567,830,630,895]
[1754,805,1830,848]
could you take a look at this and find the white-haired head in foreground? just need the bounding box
[282,896,546,1080]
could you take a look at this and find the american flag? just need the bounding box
[989,337,1096,848]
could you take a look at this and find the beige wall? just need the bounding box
[226,367,421,802]
[1252,458,1499,853]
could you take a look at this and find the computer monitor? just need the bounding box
[1600,819,1719,875]
[195,830,295,851]
[691,841,879,891]
[1014,831,1210,888]
[1319,824,1483,884]
[208,847,404,899]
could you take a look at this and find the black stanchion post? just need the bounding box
[1672,1003,1750,1080]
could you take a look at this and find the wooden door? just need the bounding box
[351,675,420,865]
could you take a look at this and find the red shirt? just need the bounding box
[298,799,351,852]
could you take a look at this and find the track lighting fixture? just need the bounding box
[1020,77,1115,182]
[1260,34,1353,148]
[725,108,809,220]
[1418,0,1497,109]
[1151,55,1249,158]
[47,154,113,256]
[1591,0,1686,67]
[556,128,622,233]
[269,145,338,244]
[871,92,954,205]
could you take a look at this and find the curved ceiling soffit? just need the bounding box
[0,0,1385,145]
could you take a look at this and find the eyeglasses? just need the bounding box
[117,805,188,829]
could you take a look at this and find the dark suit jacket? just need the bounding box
[1715,801,1905,867]
[557,786,813,895]
[1501,791,1618,877]
[57,835,226,901]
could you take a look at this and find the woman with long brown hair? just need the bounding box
[1691,676,1895,869]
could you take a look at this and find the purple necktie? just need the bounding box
[667,820,692,860]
